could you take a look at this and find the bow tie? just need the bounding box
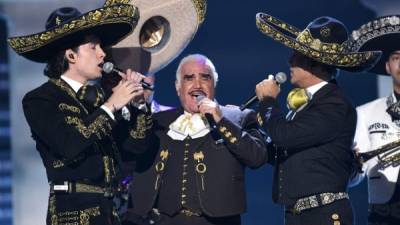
[286,88,311,111]
[387,101,400,121]
[76,85,105,111]
[167,113,211,140]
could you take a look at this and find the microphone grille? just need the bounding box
[195,94,206,104]
[102,62,114,74]
[275,72,287,84]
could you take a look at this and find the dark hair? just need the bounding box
[289,52,338,81]
[43,47,78,78]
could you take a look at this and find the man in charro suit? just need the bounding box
[7,2,152,225]
[123,54,267,225]
[253,13,381,225]
[347,15,400,225]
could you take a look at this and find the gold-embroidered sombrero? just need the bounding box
[7,2,139,63]
[346,15,400,75]
[105,0,207,74]
[255,13,381,72]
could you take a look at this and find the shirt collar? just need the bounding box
[306,81,328,97]
[61,75,84,93]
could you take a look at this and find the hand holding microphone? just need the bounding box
[102,62,154,91]
[195,94,222,129]
[240,72,286,110]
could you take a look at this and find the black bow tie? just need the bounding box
[387,101,400,121]
[76,85,105,111]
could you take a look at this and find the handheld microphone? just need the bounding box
[239,72,287,111]
[102,62,154,91]
[195,94,217,129]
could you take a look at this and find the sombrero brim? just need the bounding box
[8,4,139,63]
[256,13,381,72]
[347,15,400,75]
[109,0,206,74]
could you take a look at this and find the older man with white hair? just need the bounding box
[123,54,267,225]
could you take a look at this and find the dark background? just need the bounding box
[152,1,378,224]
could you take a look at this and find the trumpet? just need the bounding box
[359,139,400,167]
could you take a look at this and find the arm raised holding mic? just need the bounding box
[196,95,223,124]
[103,68,146,112]
[255,74,281,101]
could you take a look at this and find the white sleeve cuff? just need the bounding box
[101,105,115,120]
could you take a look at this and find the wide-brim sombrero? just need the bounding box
[7,3,139,63]
[346,15,400,75]
[255,12,381,72]
[106,0,207,74]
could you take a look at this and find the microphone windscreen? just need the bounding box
[102,62,114,74]
[275,72,287,84]
[195,94,206,104]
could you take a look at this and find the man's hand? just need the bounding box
[105,80,144,112]
[255,74,281,101]
[197,97,223,123]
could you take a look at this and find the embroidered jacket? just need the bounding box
[23,78,151,225]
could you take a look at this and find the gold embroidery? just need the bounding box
[59,103,81,114]
[65,115,112,139]
[160,150,169,161]
[51,206,100,225]
[192,0,207,24]
[104,0,131,6]
[219,126,227,133]
[229,137,238,144]
[256,13,380,68]
[75,183,104,194]
[50,79,89,115]
[103,156,111,184]
[49,195,58,225]
[130,114,149,139]
[53,160,65,168]
[55,16,61,26]
[193,151,204,162]
[320,26,331,37]
[256,112,264,126]
[297,29,344,54]
[8,5,138,54]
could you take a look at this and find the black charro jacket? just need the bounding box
[125,106,267,218]
[257,82,356,206]
[23,78,150,225]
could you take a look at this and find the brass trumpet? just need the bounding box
[359,139,400,167]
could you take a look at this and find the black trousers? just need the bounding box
[158,213,241,225]
[284,199,354,225]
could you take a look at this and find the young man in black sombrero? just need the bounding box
[253,13,381,225]
[7,2,153,225]
[348,15,400,225]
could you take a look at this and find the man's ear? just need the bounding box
[175,80,180,96]
[386,61,391,75]
[65,49,76,63]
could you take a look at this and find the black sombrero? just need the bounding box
[7,2,139,63]
[347,15,400,75]
[255,13,381,72]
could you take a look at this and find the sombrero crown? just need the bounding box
[8,1,139,63]
[106,0,207,74]
[346,15,400,75]
[256,13,381,72]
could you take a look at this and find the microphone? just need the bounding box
[102,62,154,91]
[239,72,287,111]
[195,94,217,129]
